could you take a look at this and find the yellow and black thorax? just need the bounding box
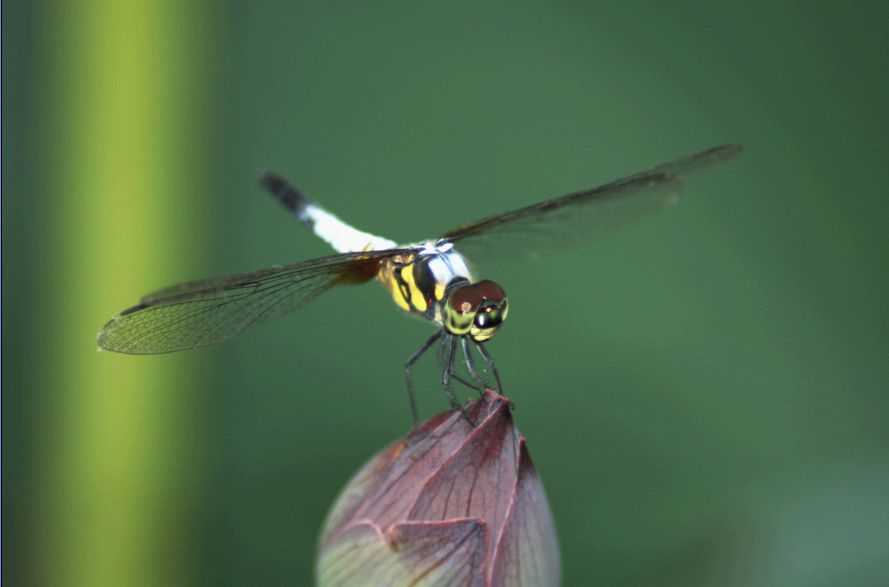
[377,242,473,325]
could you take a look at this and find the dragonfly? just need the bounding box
[98,143,742,423]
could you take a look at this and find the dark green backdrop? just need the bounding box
[5,1,889,584]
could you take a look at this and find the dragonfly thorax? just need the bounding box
[376,242,508,340]
[443,280,509,342]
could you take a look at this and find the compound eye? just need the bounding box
[448,286,481,315]
[473,300,504,329]
[445,281,509,338]
[473,280,506,304]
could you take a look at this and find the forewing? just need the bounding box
[439,143,741,260]
[98,249,411,355]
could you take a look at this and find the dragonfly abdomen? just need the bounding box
[260,171,397,253]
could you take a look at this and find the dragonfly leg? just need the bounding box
[476,343,503,394]
[405,330,444,425]
[461,336,486,396]
[451,372,485,394]
[442,335,472,424]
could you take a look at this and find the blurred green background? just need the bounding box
[4,1,889,584]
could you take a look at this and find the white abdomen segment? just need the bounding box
[302,204,398,253]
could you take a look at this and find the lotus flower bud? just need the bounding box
[316,390,560,586]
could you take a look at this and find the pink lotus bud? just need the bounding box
[316,390,560,586]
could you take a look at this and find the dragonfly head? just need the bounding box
[443,280,509,342]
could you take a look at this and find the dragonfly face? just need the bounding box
[97,144,742,424]
[444,280,508,342]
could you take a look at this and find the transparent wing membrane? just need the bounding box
[98,249,411,354]
[439,144,742,259]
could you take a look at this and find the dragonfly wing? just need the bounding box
[439,144,742,260]
[98,249,411,355]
